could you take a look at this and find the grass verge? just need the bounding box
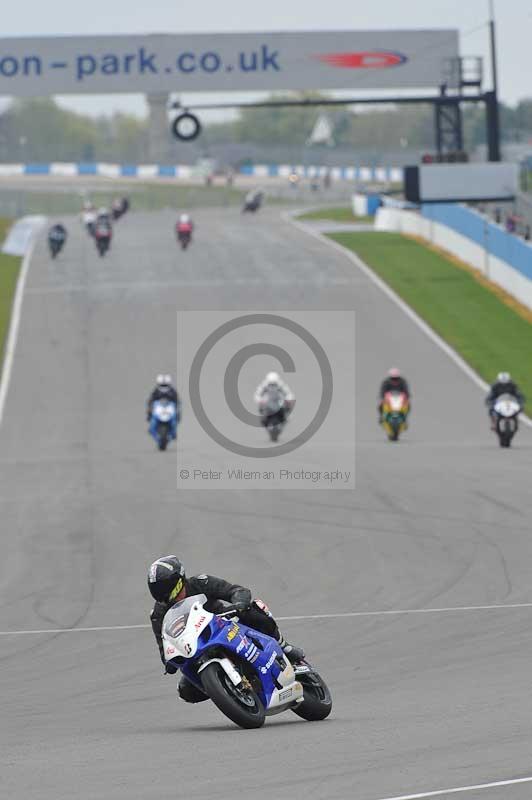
[0,218,21,374]
[328,231,532,415]
[297,206,372,224]
[0,183,248,217]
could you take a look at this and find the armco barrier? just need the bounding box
[375,203,532,310]
[0,162,404,183]
[422,204,532,282]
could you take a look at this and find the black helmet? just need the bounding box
[147,555,186,603]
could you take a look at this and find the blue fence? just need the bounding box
[422,203,532,282]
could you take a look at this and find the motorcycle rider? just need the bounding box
[48,222,67,251]
[378,367,411,423]
[81,201,97,236]
[147,555,306,703]
[96,207,112,226]
[485,372,524,429]
[146,374,181,422]
[176,213,193,241]
[93,214,112,252]
[254,371,294,427]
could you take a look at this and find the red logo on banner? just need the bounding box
[314,51,407,69]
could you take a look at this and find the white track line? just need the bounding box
[284,212,532,428]
[0,237,38,426]
[3,601,532,636]
[375,775,532,799]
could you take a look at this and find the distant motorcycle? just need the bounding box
[94,224,112,257]
[259,389,289,442]
[381,390,409,441]
[149,399,178,451]
[242,191,264,213]
[48,228,66,259]
[492,393,521,447]
[112,197,130,221]
[162,594,332,730]
[176,224,193,250]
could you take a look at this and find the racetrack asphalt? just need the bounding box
[1,208,532,800]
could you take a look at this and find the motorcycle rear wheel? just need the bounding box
[292,670,332,721]
[200,662,265,729]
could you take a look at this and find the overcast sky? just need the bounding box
[1,0,531,118]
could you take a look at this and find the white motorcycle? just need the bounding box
[162,594,332,729]
[492,393,521,448]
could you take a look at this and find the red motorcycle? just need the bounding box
[176,221,193,250]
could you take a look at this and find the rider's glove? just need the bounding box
[164,663,178,675]
[234,599,250,613]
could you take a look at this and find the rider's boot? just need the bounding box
[278,635,305,664]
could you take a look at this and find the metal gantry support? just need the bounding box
[435,97,464,159]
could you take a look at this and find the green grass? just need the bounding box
[0,183,249,217]
[328,231,532,415]
[0,218,21,373]
[297,206,372,224]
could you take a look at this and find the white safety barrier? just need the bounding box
[2,215,47,257]
[375,205,532,311]
[0,162,404,183]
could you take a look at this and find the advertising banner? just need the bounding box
[0,30,458,96]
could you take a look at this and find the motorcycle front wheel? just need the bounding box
[292,670,332,721]
[157,426,168,451]
[200,662,265,729]
[269,427,280,442]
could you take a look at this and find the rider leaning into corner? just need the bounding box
[485,372,524,429]
[254,371,295,426]
[146,374,181,422]
[148,556,306,703]
[378,367,411,423]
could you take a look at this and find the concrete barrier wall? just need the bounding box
[375,204,532,310]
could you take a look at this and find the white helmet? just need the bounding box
[497,372,511,383]
[180,213,190,223]
[156,374,166,386]
[266,371,280,384]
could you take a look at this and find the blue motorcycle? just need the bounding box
[162,594,332,729]
[149,399,178,451]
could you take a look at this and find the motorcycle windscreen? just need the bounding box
[263,390,284,415]
[493,393,520,416]
[163,593,208,639]
[153,401,176,421]
[386,391,407,412]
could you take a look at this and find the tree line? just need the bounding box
[0,94,531,163]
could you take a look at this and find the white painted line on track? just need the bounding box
[284,212,532,429]
[375,774,532,799]
[0,623,150,636]
[0,236,38,426]
[3,601,532,636]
